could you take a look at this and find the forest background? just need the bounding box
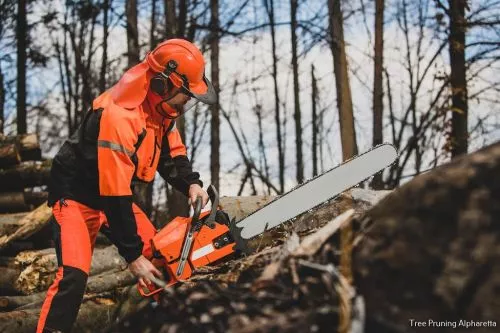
[1,0,499,223]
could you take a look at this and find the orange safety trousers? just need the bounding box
[36,199,156,333]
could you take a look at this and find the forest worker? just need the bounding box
[37,38,216,333]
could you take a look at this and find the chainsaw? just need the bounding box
[138,144,398,299]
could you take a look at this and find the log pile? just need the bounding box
[0,133,50,213]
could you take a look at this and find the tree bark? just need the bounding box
[210,0,221,191]
[126,0,140,68]
[0,298,120,333]
[16,0,27,135]
[0,191,48,213]
[164,0,177,38]
[448,0,468,158]
[290,0,304,183]
[328,0,358,161]
[370,0,385,189]
[354,142,500,332]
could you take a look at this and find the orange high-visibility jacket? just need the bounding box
[48,90,202,262]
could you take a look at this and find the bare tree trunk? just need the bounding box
[311,65,318,177]
[264,0,284,193]
[125,0,150,214]
[126,0,140,68]
[164,0,177,38]
[177,0,188,38]
[370,0,385,189]
[99,0,110,93]
[328,0,358,161]
[210,0,220,191]
[0,65,4,134]
[16,0,27,134]
[256,105,270,194]
[150,0,157,49]
[448,0,468,158]
[290,0,304,183]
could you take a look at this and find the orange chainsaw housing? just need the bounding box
[142,210,235,296]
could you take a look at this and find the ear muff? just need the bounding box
[150,75,168,95]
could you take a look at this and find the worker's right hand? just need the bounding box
[128,255,164,290]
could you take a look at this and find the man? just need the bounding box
[37,39,216,333]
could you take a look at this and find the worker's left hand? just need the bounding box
[188,184,209,208]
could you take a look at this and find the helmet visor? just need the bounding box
[188,74,217,105]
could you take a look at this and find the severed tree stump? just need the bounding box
[353,142,500,333]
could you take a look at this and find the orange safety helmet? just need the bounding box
[111,39,216,113]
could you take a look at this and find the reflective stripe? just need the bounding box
[97,140,134,157]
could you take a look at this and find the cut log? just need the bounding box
[0,202,52,251]
[0,133,41,162]
[219,195,275,222]
[0,192,28,213]
[0,143,21,168]
[0,191,48,213]
[0,267,20,295]
[0,213,29,236]
[353,142,500,333]
[0,297,119,333]
[13,245,126,295]
[0,160,51,191]
[0,269,135,311]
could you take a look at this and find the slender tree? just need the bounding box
[126,0,151,214]
[263,0,284,193]
[328,0,358,161]
[448,0,468,157]
[164,0,177,38]
[150,0,157,49]
[290,0,304,183]
[0,65,4,134]
[99,0,110,93]
[210,0,220,191]
[16,0,27,134]
[371,0,385,189]
[126,0,140,68]
[311,65,318,177]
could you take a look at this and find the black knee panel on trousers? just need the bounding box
[44,265,88,332]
